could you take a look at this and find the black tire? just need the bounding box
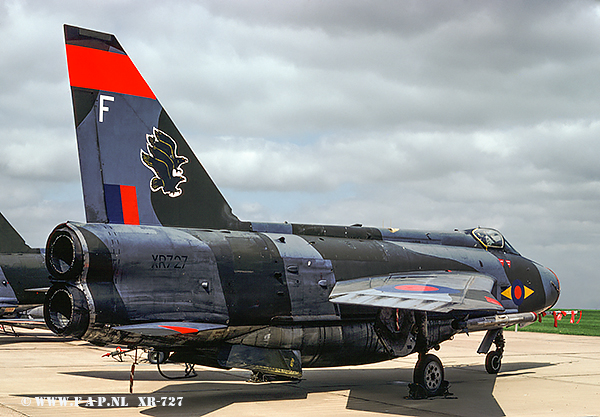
[485,350,502,374]
[413,354,445,396]
[148,351,168,364]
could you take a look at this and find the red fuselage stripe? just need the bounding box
[66,44,156,99]
[158,325,198,334]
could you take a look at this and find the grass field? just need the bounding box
[508,309,600,337]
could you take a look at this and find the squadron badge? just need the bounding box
[141,128,188,197]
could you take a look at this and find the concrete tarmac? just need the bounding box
[1,328,599,417]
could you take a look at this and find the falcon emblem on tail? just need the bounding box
[141,128,189,197]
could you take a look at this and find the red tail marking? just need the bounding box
[66,44,156,99]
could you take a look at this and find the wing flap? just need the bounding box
[329,271,504,313]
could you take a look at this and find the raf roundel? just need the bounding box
[501,279,535,306]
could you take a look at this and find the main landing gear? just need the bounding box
[405,311,451,398]
[408,328,508,399]
[409,352,450,398]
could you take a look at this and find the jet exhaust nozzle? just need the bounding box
[46,224,85,281]
[44,283,89,337]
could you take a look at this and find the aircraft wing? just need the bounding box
[113,322,227,337]
[329,271,504,313]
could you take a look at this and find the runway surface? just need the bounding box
[1,327,598,416]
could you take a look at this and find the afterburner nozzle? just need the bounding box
[43,283,89,337]
[46,223,84,281]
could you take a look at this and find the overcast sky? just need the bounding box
[1,0,599,308]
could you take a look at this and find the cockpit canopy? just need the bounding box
[471,227,519,255]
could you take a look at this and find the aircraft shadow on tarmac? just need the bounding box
[53,361,554,417]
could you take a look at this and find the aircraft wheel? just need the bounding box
[148,351,169,364]
[485,350,502,374]
[413,354,445,396]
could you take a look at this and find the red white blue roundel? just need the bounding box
[501,279,534,306]
[512,280,525,305]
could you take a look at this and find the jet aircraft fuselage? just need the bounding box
[45,221,558,368]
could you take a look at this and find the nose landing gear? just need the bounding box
[485,349,502,374]
[484,330,505,374]
[478,328,505,374]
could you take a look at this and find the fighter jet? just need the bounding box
[0,212,49,329]
[43,25,560,397]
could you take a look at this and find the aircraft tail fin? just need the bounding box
[0,213,34,253]
[64,25,247,230]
